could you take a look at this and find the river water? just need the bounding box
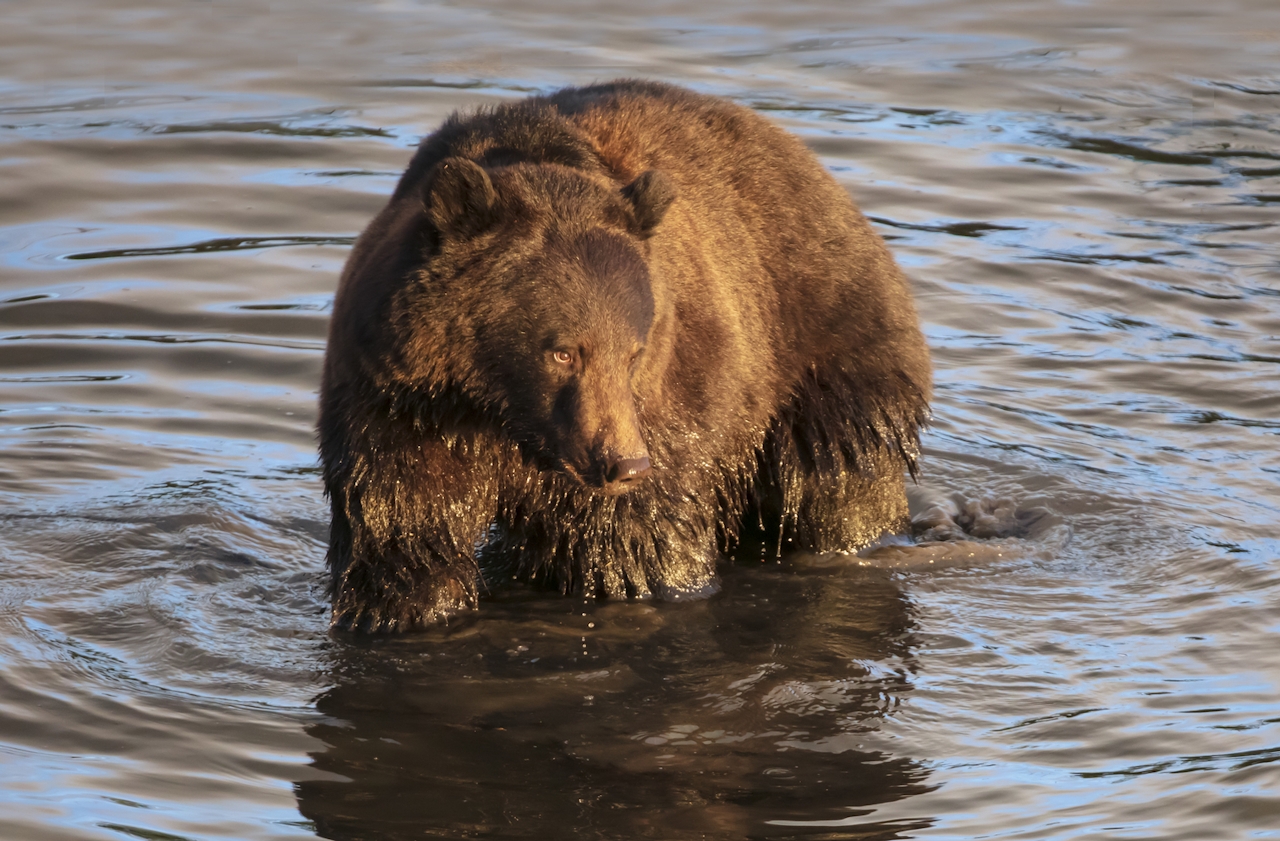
[2,1,1278,838]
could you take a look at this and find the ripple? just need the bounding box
[64,235,356,261]
[153,121,390,139]
[867,216,1026,238]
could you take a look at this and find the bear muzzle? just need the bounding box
[586,450,650,495]
[552,439,652,494]
[554,371,652,494]
[604,454,651,489]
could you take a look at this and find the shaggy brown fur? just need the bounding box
[319,80,931,632]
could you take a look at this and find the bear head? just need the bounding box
[403,157,676,495]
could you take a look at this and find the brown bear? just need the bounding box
[319,80,931,632]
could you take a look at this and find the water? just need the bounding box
[2,1,1278,838]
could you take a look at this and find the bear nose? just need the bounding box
[606,455,651,485]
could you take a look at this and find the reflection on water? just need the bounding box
[300,567,932,839]
[2,0,1279,838]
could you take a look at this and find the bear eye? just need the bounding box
[552,349,575,366]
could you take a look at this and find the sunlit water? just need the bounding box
[2,1,1278,839]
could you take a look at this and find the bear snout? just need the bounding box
[553,439,652,493]
[553,365,651,493]
[604,454,651,489]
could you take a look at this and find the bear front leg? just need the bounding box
[493,475,722,602]
[787,460,910,554]
[756,433,912,556]
[322,421,500,633]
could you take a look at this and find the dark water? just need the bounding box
[3,1,1279,838]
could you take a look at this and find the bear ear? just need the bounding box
[621,170,675,239]
[424,157,496,237]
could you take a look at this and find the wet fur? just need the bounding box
[319,80,932,632]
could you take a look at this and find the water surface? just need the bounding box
[2,1,1279,838]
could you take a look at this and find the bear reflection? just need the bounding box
[296,559,935,839]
